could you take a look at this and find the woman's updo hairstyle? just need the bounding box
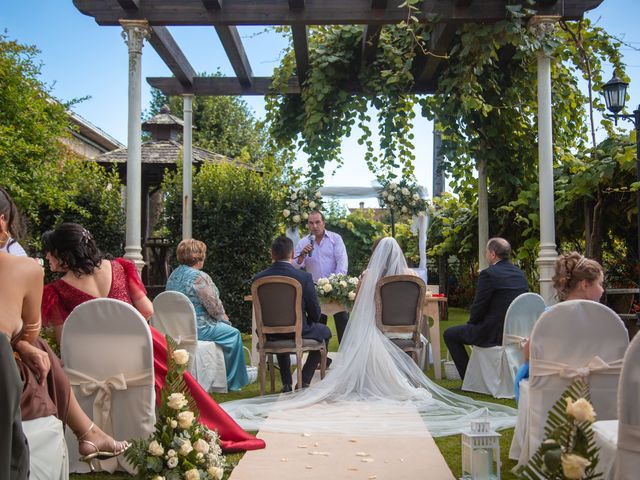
[42,223,104,276]
[552,252,603,301]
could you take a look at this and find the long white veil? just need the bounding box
[222,237,516,436]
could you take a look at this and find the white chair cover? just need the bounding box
[510,300,628,466]
[152,291,228,393]
[462,293,546,398]
[593,328,640,480]
[22,416,69,480]
[61,299,156,474]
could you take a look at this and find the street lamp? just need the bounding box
[602,74,640,326]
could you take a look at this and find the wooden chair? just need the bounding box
[251,275,328,395]
[375,274,426,366]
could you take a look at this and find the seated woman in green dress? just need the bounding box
[166,239,249,391]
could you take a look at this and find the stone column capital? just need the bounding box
[528,15,560,42]
[120,19,150,54]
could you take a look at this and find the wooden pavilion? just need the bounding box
[72,0,605,302]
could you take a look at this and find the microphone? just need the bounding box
[308,235,314,257]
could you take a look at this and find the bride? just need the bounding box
[222,237,516,436]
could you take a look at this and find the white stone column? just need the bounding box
[121,20,150,273]
[477,158,489,271]
[532,18,559,304]
[182,94,194,239]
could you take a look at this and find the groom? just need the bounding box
[253,236,332,392]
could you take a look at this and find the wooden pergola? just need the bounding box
[73,0,604,302]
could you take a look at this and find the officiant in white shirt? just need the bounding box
[294,211,349,343]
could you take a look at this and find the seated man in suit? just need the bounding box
[444,237,529,379]
[253,236,332,392]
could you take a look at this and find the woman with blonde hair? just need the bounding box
[514,251,604,400]
[166,239,248,391]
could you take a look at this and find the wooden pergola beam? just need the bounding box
[116,0,139,9]
[291,26,310,83]
[202,0,223,9]
[361,0,387,65]
[74,0,602,26]
[289,0,310,83]
[149,26,197,87]
[413,23,457,83]
[116,0,198,88]
[147,75,436,95]
[214,26,253,86]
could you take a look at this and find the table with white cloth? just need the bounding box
[245,295,447,379]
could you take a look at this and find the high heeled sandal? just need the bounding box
[77,422,130,472]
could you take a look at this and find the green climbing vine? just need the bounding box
[265,1,629,270]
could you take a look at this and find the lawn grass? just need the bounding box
[71,307,519,479]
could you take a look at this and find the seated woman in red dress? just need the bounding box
[41,223,265,452]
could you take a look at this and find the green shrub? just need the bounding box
[164,163,279,333]
[34,161,125,257]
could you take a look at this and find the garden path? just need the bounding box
[228,403,454,479]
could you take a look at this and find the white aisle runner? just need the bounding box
[229,403,455,479]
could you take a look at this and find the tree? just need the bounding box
[0,34,124,253]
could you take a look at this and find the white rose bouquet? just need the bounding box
[315,273,359,308]
[281,184,323,229]
[378,178,428,218]
[125,336,226,479]
[518,378,601,479]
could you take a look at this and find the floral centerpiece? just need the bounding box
[281,185,323,228]
[125,336,227,480]
[518,378,601,479]
[315,273,359,308]
[378,178,428,218]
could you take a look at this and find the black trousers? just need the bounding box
[277,349,323,387]
[319,311,350,344]
[0,335,30,480]
[443,324,473,380]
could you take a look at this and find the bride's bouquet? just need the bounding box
[125,336,227,480]
[315,273,359,308]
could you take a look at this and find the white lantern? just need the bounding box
[461,420,501,480]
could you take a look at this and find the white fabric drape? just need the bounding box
[22,416,68,480]
[593,325,640,480]
[222,237,516,437]
[509,300,628,466]
[152,291,228,393]
[285,227,301,250]
[62,299,156,474]
[463,293,545,398]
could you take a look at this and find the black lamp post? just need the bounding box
[602,74,640,326]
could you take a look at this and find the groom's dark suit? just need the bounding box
[252,261,332,387]
[444,259,529,379]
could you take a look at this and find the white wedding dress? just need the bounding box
[222,237,517,436]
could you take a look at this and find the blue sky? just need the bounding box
[3,1,639,206]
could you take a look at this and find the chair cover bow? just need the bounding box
[531,355,623,379]
[65,368,154,430]
[618,422,640,453]
[175,334,197,346]
[503,334,528,349]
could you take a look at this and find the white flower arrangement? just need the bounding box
[315,274,359,307]
[125,336,227,479]
[281,185,323,229]
[378,178,428,218]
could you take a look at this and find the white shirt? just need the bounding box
[294,230,348,282]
